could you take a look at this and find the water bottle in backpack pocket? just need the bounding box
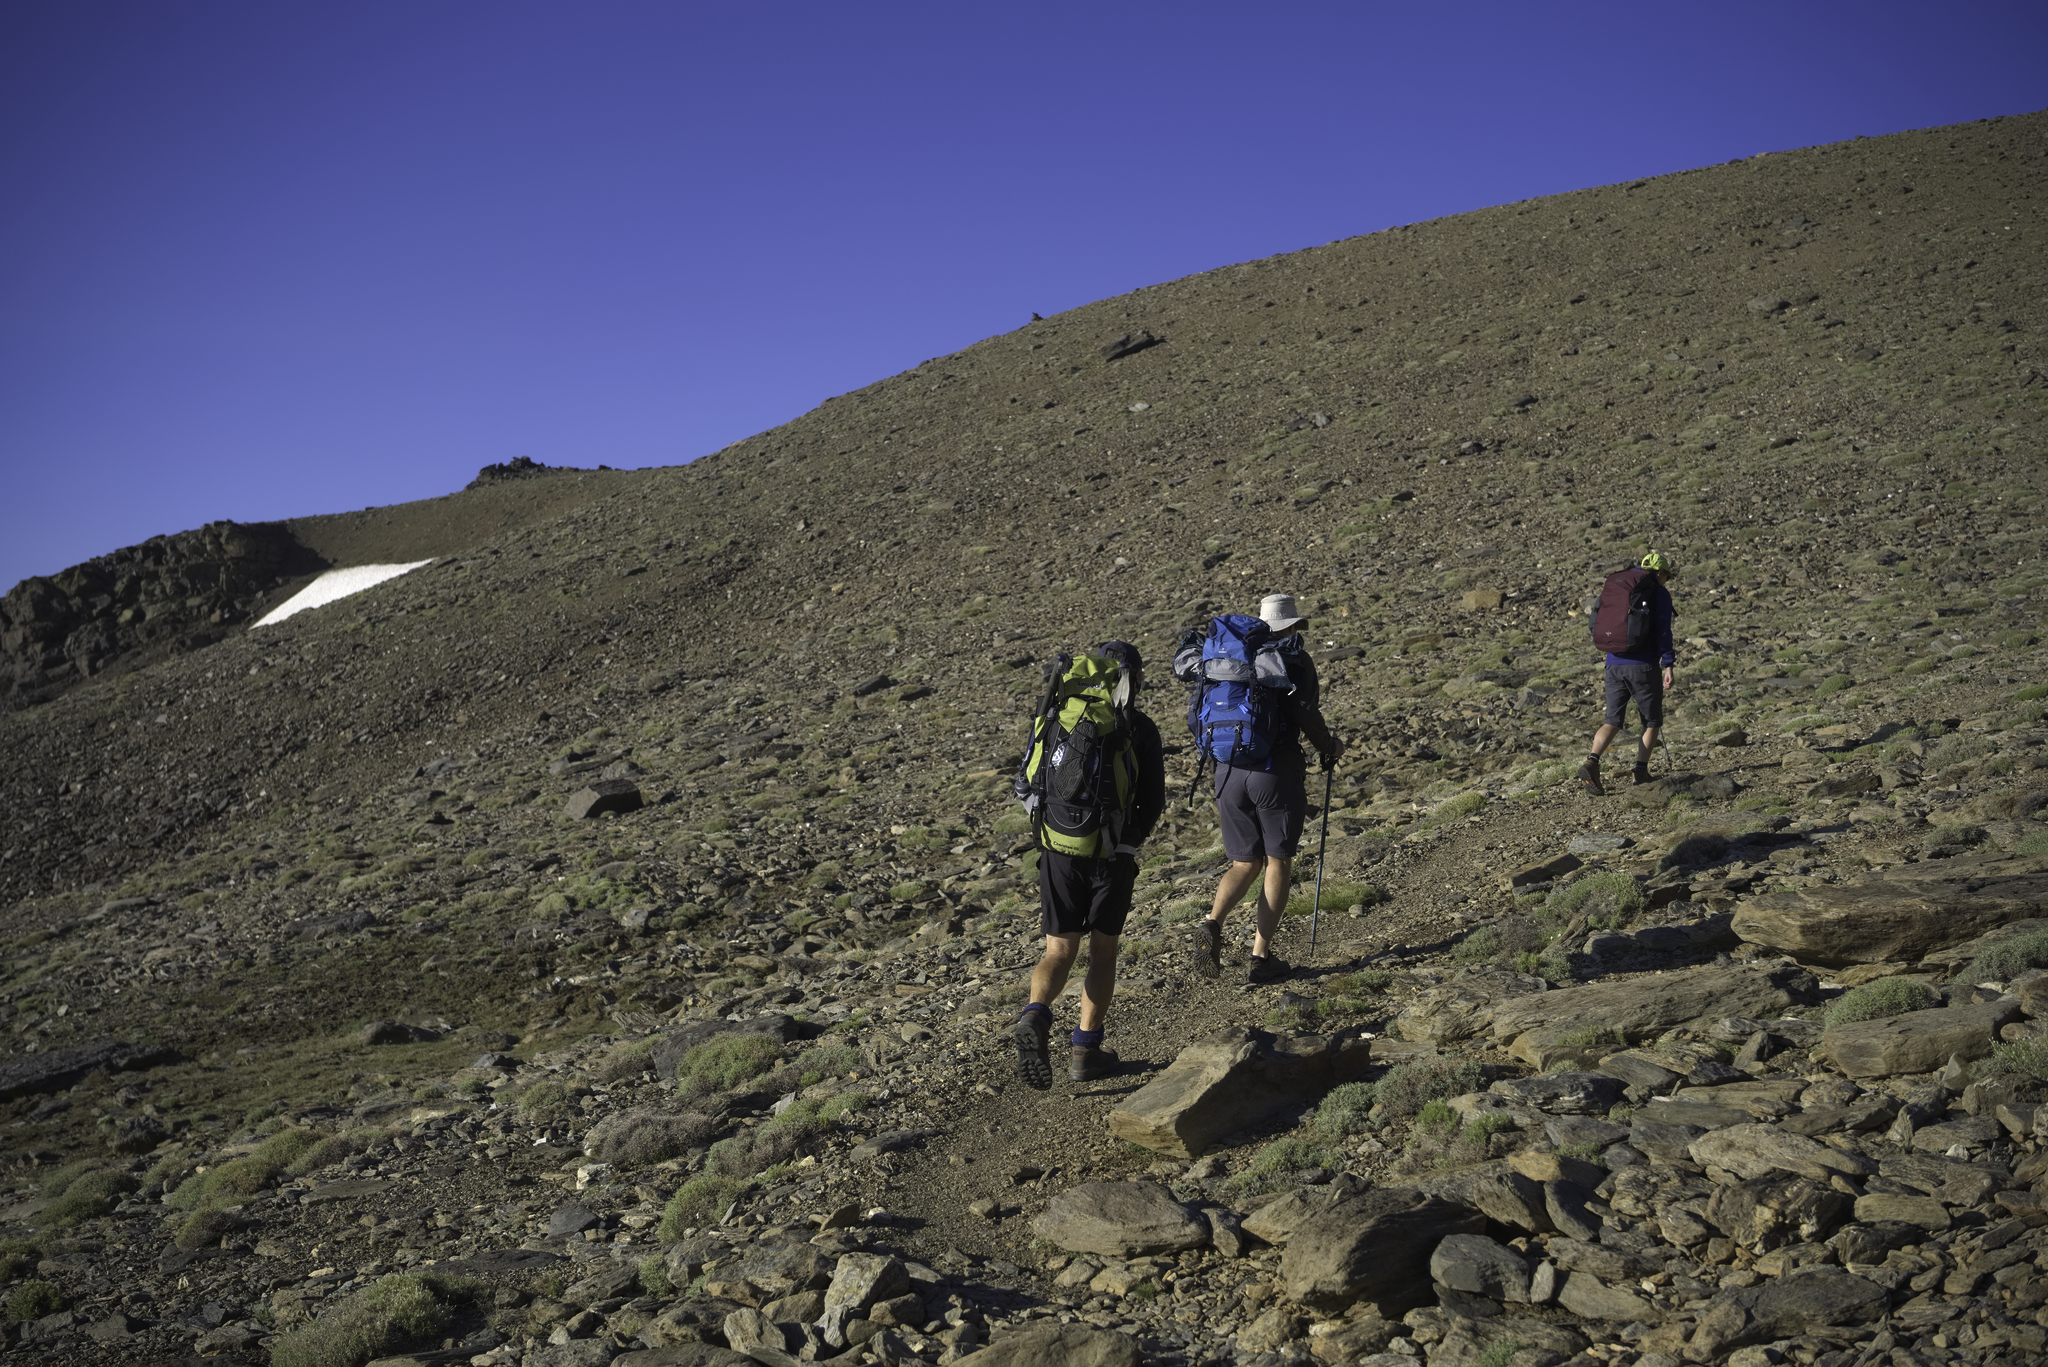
[1173,614,1295,770]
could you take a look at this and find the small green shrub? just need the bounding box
[1474,1340,1526,1367]
[1326,970,1393,995]
[289,1129,379,1176]
[676,1033,786,1094]
[796,1044,861,1085]
[45,1169,136,1225]
[4,1280,63,1323]
[1923,823,1988,858]
[1375,1058,1487,1117]
[637,1254,674,1299]
[175,1206,243,1251]
[1545,871,1646,925]
[1452,925,1504,962]
[514,1080,575,1122]
[257,1127,323,1169]
[1816,674,1854,696]
[657,1173,751,1239]
[1415,1099,1457,1133]
[585,1110,719,1168]
[2015,684,2048,703]
[596,1038,656,1082]
[1977,1039,2048,1082]
[2017,831,2048,856]
[36,1160,95,1199]
[1957,926,2048,984]
[1228,1132,1344,1196]
[1826,977,1941,1026]
[270,1272,456,1367]
[1559,1024,1626,1051]
[1462,1113,1515,1147]
[1424,792,1487,827]
[1314,1082,1378,1138]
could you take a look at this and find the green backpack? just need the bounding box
[1014,651,1139,859]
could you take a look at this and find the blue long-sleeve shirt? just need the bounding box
[1606,578,1676,669]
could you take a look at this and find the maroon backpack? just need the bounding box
[1590,567,1654,655]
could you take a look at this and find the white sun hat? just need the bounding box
[1257,592,1307,631]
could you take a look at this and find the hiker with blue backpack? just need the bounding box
[1579,551,1678,796]
[1174,593,1344,984]
[1009,641,1166,1089]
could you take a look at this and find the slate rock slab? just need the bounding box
[953,1324,1141,1367]
[1031,1182,1210,1257]
[1430,1233,1531,1302]
[1488,1071,1625,1115]
[1392,967,1549,1044]
[1106,1026,1370,1158]
[614,1349,752,1367]
[1281,1187,1485,1311]
[566,778,643,819]
[0,1040,178,1100]
[1682,1267,1888,1361]
[1820,998,2022,1078]
[1486,963,1820,1067]
[1733,852,2048,966]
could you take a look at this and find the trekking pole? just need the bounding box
[1308,762,1334,961]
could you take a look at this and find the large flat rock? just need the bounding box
[1030,1182,1210,1257]
[1392,966,1549,1044]
[1281,1187,1484,1312]
[953,1324,1141,1367]
[1820,997,2024,1078]
[0,1040,178,1100]
[1485,964,1820,1068]
[1106,1026,1370,1158]
[1732,853,2048,967]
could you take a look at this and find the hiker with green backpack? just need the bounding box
[1009,640,1166,1089]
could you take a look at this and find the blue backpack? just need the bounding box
[1173,614,1296,772]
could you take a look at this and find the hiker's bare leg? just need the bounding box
[1589,723,1620,758]
[1030,933,1080,1009]
[1208,860,1261,924]
[1252,856,1291,958]
[1638,725,1661,766]
[1078,931,1118,1032]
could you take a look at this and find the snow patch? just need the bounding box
[254,561,434,626]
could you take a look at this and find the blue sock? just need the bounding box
[1019,1002,1051,1022]
[1072,1028,1104,1048]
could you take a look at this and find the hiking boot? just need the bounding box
[1069,1044,1120,1082]
[1192,918,1222,979]
[1012,1012,1053,1091]
[1246,953,1289,984]
[1631,763,1653,786]
[1578,758,1604,796]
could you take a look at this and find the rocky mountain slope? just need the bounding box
[0,112,2043,1367]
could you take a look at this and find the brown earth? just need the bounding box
[0,111,2042,1366]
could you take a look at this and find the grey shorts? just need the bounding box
[1604,659,1665,729]
[1213,764,1306,862]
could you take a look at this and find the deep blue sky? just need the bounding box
[5,2,2045,592]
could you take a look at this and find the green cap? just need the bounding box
[1640,550,1677,578]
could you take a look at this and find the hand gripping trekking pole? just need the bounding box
[1309,761,1334,961]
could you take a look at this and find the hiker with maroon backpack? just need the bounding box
[1580,552,1678,795]
[1174,593,1344,984]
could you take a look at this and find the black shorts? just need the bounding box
[1604,659,1665,729]
[1213,763,1306,862]
[1037,848,1136,938]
